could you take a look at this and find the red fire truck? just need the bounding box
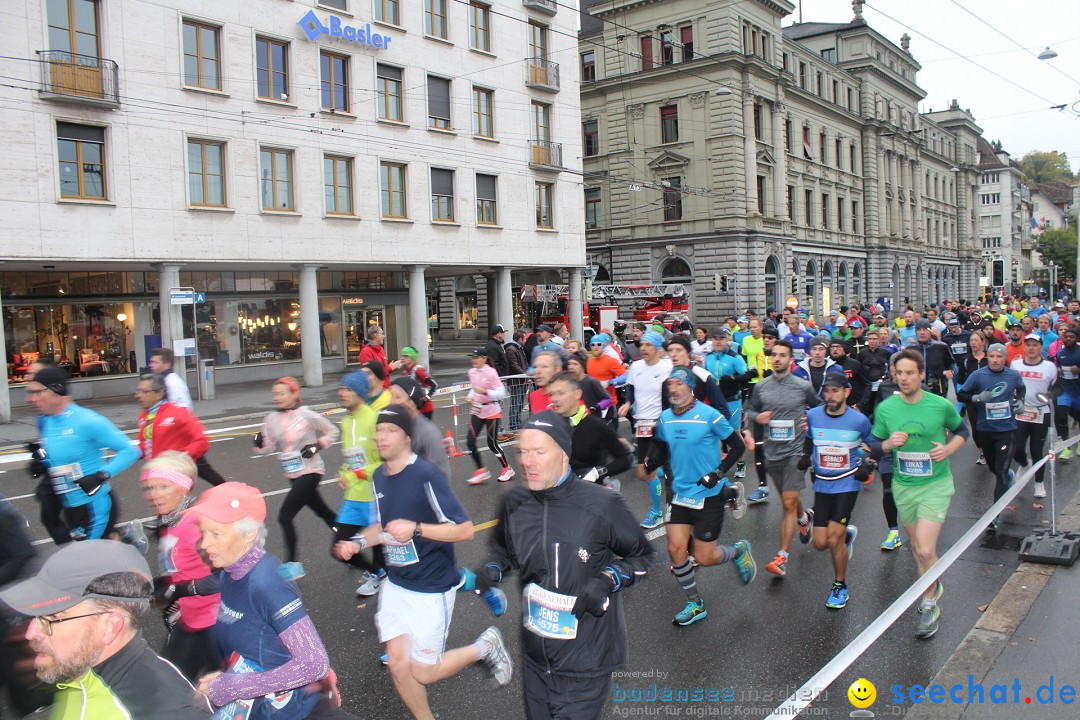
[519,284,690,336]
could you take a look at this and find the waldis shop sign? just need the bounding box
[297,10,392,50]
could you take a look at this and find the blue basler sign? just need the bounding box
[297,10,392,50]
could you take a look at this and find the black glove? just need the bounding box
[854,460,876,484]
[697,471,723,489]
[582,466,608,483]
[152,576,196,606]
[643,456,660,474]
[797,456,811,471]
[762,369,774,378]
[473,563,503,595]
[27,442,48,479]
[300,443,320,459]
[572,577,613,619]
[253,432,265,449]
[76,471,108,496]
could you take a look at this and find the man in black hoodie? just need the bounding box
[478,412,654,720]
[485,324,510,376]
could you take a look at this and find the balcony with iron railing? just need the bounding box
[525,58,560,91]
[529,141,563,170]
[37,50,120,107]
[523,0,557,15]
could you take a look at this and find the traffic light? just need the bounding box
[991,259,1005,287]
[720,275,729,292]
[791,275,799,295]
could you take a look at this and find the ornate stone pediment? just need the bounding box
[648,150,691,171]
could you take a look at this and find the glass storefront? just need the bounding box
[3,270,402,383]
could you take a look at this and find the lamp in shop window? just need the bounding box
[288,322,297,331]
[116,313,127,322]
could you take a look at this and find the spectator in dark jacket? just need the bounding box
[505,331,528,375]
[486,325,510,376]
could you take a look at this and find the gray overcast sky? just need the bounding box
[788,0,1080,168]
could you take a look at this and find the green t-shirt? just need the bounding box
[872,391,963,486]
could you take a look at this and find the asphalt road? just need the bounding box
[1,403,1074,720]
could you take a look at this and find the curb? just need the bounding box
[906,480,1080,720]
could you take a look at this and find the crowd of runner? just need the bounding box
[2,293,1079,719]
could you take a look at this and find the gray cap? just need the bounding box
[0,540,151,617]
[809,335,830,350]
[915,320,932,331]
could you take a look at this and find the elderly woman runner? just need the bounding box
[193,482,359,720]
[141,451,221,681]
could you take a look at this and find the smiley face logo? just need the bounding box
[848,678,876,709]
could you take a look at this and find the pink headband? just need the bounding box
[140,468,194,493]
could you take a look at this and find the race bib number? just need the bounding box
[951,343,967,355]
[47,462,82,494]
[672,493,705,510]
[896,451,933,477]
[793,348,806,361]
[1016,406,1041,423]
[816,446,849,471]
[211,654,294,720]
[1064,368,1077,380]
[381,533,420,567]
[768,419,795,442]
[278,451,303,474]
[985,401,1011,420]
[635,420,655,438]
[871,381,881,392]
[343,446,366,472]
[523,583,577,640]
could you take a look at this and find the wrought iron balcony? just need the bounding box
[37,50,119,107]
[525,58,560,91]
[529,141,563,170]
[523,0,557,15]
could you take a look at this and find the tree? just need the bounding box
[1018,151,1076,184]
[1034,224,1078,282]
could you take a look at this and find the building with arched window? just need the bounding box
[580,0,984,323]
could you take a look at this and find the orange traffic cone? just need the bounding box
[443,430,463,458]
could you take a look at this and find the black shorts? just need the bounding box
[669,493,726,542]
[812,491,859,527]
[635,434,657,465]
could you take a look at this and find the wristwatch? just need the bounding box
[413,523,423,538]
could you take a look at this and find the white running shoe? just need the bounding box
[497,467,516,482]
[355,571,385,597]
[467,469,491,485]
[1034,481,1047,499]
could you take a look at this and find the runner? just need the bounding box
[476,411,654,719]
[397,347,437,419]
[135,374,210,466]
[335,406,512,719]
[783,315,814,361]
[911,321,956,397]
[25,366,141,544]
[956,343,1024,530]
[793,336,845,398]
[358,325,399,387]
[148,348,225,486]
[548,372,631,489]
[617,330,673,529]
[957,330,989,465]
[1011,334,1059,499]
[857,328,893,419]
[646,367,755,626]
[704,327,756,479]
[802,374,876,609]
[1004,321,1026,366]
[828,339,871,412]
[745,324,781,503]
[529,350,562,414]
[873,348,968,638]
[332,370,387,596]
[1053,325,1080,460]
[745,340,822,576]
[253,377,340,581]
[465,348,513,484]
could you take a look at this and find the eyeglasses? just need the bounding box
[36,611,112,636]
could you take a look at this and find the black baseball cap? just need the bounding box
[822,373,850,389]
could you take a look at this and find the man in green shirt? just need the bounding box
[872,348,968,639]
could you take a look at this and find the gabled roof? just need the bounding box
[1034,182,1075,206]
[977,137,1006,170]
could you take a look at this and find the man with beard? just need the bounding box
[0,540,207,718]
[828,339,870,413]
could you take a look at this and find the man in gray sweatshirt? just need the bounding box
[745,339,822,577]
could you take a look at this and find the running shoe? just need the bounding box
[497,467,516,482]
[481,588,507,617]
[975,454,987,465]
[1034,481,1047,499]
[728,482,747,520]
[1007,469,1015,488]
[930,580,944,604]
[604,478,622,493]
[845,524,858,560]
[477,627,513,686]
[734,461,746,479]
[880,529,903,551]
[467,469,491,485]
[1059,446,1074,462]
[119,523,148,555]
[916,603,941,638]
[798,510,815,544]
[733,540,756,585]
[640,510,664,529]
[355,570,385,597]
[459,568,477,592]
[380,654,388,666]
[748,486,770,504]
[765,554,787,577]
[673,599,707,626]
[278,562,306,582]
[826,582,849,609]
